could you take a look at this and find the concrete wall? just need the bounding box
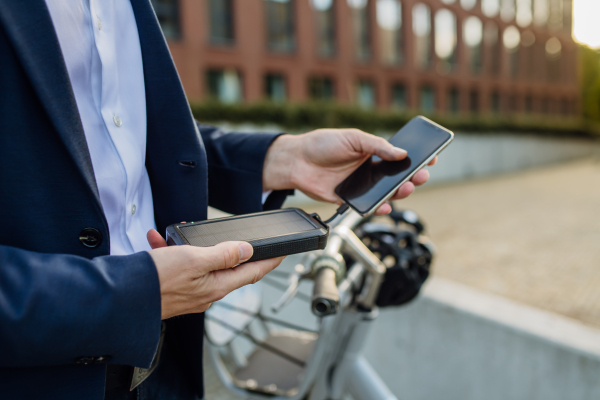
[421,133,600,185]
[362,277,600,400]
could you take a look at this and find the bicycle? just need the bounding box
[205,206,434,400]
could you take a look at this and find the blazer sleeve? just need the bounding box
[0,245,161,369]
[198,122,293,214]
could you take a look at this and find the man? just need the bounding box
[0,1,434,399]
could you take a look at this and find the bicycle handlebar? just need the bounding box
[311,267,339,317]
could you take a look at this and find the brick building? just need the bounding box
[152,0,578,116]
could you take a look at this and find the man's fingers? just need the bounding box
[428,157,438,166]
[411,168,430,186]
[369,167,431,214]
[390,181,415,200]
[215,257,285,294]
[374,203,393,215]
[147,229,168,249]
[347,130,407,161]
[374,180,418,214]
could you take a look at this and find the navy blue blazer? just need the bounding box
[0,0,289,399]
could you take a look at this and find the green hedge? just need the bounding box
[190,100,600,138]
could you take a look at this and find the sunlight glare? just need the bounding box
[573,0,600,48]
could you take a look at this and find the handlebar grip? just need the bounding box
[311,267,339,317]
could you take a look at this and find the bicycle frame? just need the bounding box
[206,210,399,400]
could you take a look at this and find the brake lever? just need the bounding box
[271,263,311,313]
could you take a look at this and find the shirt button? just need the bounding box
[97,17,102,30]
[113,115,122,127]
[131,204,137,216]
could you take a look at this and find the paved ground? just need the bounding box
[299,159,600,329]
[203,354,245,400]
[204,159,600,398]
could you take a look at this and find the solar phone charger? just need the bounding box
[166,208,329,262]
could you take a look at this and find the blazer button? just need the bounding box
[79,228,103,248]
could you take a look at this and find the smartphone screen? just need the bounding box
[335,117,453,215]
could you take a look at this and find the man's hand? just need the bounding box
[147,229,283,320]
[263,129,437,215]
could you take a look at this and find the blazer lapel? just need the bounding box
[0,0,102,208]
[129,0,208,395]
[130,0,209,226]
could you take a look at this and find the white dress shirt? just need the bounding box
[45,0,271,256]
[45,0,156,255]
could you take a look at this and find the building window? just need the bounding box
[265,74,287,102]
[206,69,243,103]
[151,0,180,39]
[525,95,533,113]
[209,0,235,46]
[356,80,375,109]
[482,0,500,17]
[547,0,563,31]
[348,0,371,62]
[484,22,500,76]
[309,77,335,100]
[377,0,403,65]
[560,98,569,116]
[541,97,549,114]
[311,0,336,58]
[500,0,516,22]
[516,0,532,27]
[503,26,521,79]
[563,0,572,33]
[420,86,435,113]
[508,93,518,112]
[545,37,562,83]
[391,84,407,110]
[533,0,548,27]
[464,16,483,75]
[413,3,432,70]
[490,91,501,112]
[469,89,480,113]
[265,0,295,53]
[521,30,536,78]
[460,0,477,11]
[435,9,457,74]
[448,88,460,113]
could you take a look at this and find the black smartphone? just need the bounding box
[335,116,454,215]
[165,208,329,262]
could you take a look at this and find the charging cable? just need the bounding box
[323,204,350,224]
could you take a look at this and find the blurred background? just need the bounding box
[150,0,600,398]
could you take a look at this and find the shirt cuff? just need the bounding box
[261,190,273,205]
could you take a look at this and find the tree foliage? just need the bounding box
[190,100,598,137]
[580,44,600,122]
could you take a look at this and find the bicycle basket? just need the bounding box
[351,209,434,307]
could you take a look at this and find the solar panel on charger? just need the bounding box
[166,208,329,262]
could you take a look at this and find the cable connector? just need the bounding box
[324,203,350,224]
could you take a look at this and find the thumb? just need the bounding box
[147,229,168,249]
[204,241,254,272]
[349,130,407,161]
